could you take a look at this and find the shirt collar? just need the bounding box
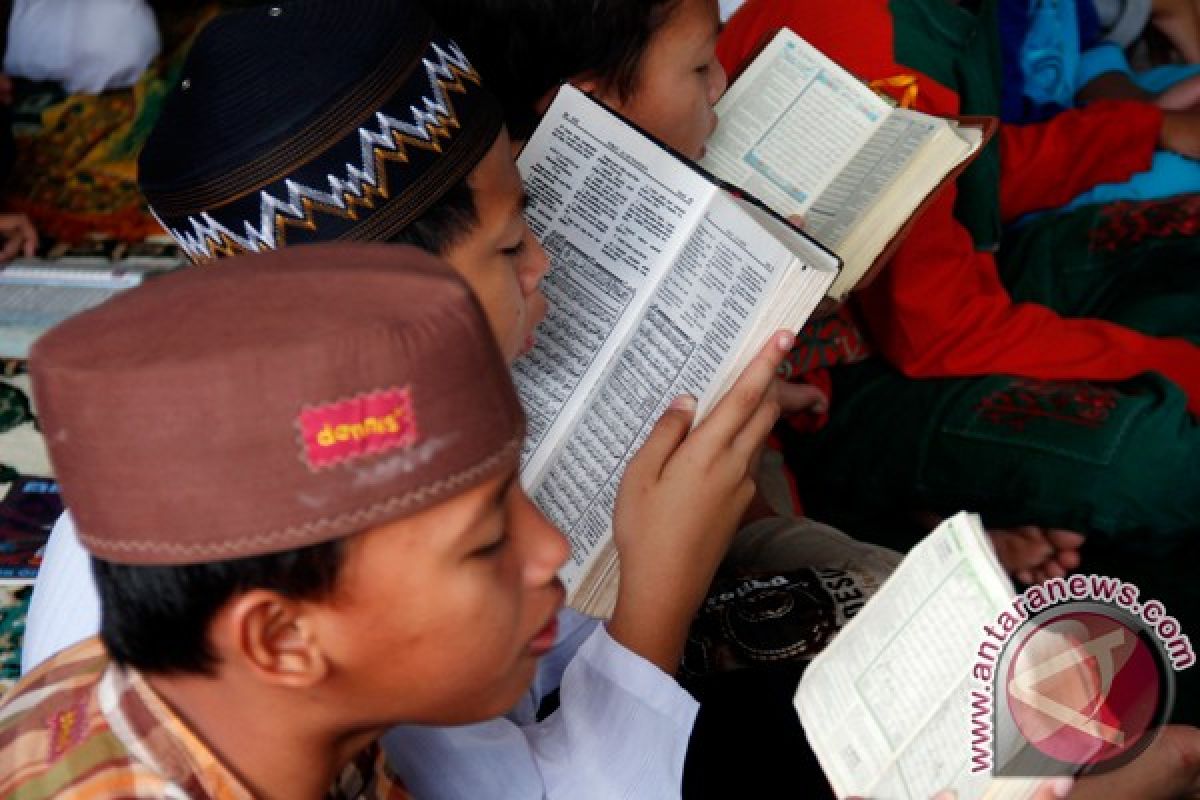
[98,660,256,800]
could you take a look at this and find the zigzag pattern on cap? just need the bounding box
[166,40,480,263]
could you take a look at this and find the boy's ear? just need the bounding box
[536,75,603,116]
[569,75,601,95]
[217,590,330,688]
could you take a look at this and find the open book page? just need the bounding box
[795,513,1042,800]
[568,197,836,614]
[0,266,145,359]
[513,87,835,601]
[702,194,837,413]
[808,109,978,299]
[525,192,830,599]
[700,27,892,216]
[804,108,941,250]
[515,87,721,488]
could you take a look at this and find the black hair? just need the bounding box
[386,174,479,254]
[422,0,682,139]
[95,537,345,675]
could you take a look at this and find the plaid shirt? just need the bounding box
[0,638,411,799]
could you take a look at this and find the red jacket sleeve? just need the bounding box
[999,101,1161,221]
[719,0,1200,413]
[855,187,1200,412]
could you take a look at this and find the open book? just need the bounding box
[514,85,839,616]
[0,236,186,359]
[796,513,1072,799]
[701,28,994,301]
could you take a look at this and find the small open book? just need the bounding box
[701,28,994,301]
[514,85,838,616]
[796,513,1064,799]
[0,236,186,359]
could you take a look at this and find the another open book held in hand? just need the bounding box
[514,85,838,617]
[796,513,1059,800]
[701,28,995,301]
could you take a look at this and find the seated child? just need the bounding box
[417,0,1083,579]
[1,242,569,798]
[712,0,1200,559]
[5,0,160,93]
[20,1,794,795]
[997,0,1200,211]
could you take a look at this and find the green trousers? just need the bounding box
[787,197,1200,551]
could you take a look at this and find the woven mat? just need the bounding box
[0,368,49,483]
[0,366,48,695]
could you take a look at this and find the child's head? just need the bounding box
[423,0,727,159]
[138,0,548,361]
[31,244,568,726]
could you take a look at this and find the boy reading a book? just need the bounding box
[714,0,1200,559]
[21,1,796,796]
[1,243,571,798]
[417,0,1085,585]
[434,0,1200,569]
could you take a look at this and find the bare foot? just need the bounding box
[1160,109,1200,160]
[988,525,1085,585]
[1158,74,1200,111]
[777,380,828,415]
[915,513,1085,584]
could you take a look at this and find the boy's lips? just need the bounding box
[528,614,559,656]
[528,583,566,656]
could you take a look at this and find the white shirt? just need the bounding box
[385,612,698,799]
[5,0,160,93]
[20,510,99,674]
[23,512,699,799]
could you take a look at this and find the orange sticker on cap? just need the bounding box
[299,387,419,469]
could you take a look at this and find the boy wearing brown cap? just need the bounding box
[21,3,799,796]
[3,241,788,799]
[1,244,566,798]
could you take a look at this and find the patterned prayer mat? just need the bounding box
[2,5,218,243]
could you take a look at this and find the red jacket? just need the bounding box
[719,0,1200,413]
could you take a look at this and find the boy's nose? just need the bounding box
[521,233,551,296]
[709,61,728,105]
[511,484,571,585]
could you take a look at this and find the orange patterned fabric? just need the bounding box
[0,638,412,799]
[2,7,218,244]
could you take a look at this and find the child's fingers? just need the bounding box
[0,234,21,264]
[21,225,38,259]
[626,395,697,483]
[729,382,782,462]
[778,380,828,415]
[1033,777,1073,799]
[695,330,793,448]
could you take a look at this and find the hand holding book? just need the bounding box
[514,85,837,616]
[607,331,793,672]
[701,28,993,301]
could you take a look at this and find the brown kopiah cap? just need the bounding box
[30,243,523,565]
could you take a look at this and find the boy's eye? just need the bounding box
[501,240,526,257]
[473,533,509,558]
[695,64,710,75]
